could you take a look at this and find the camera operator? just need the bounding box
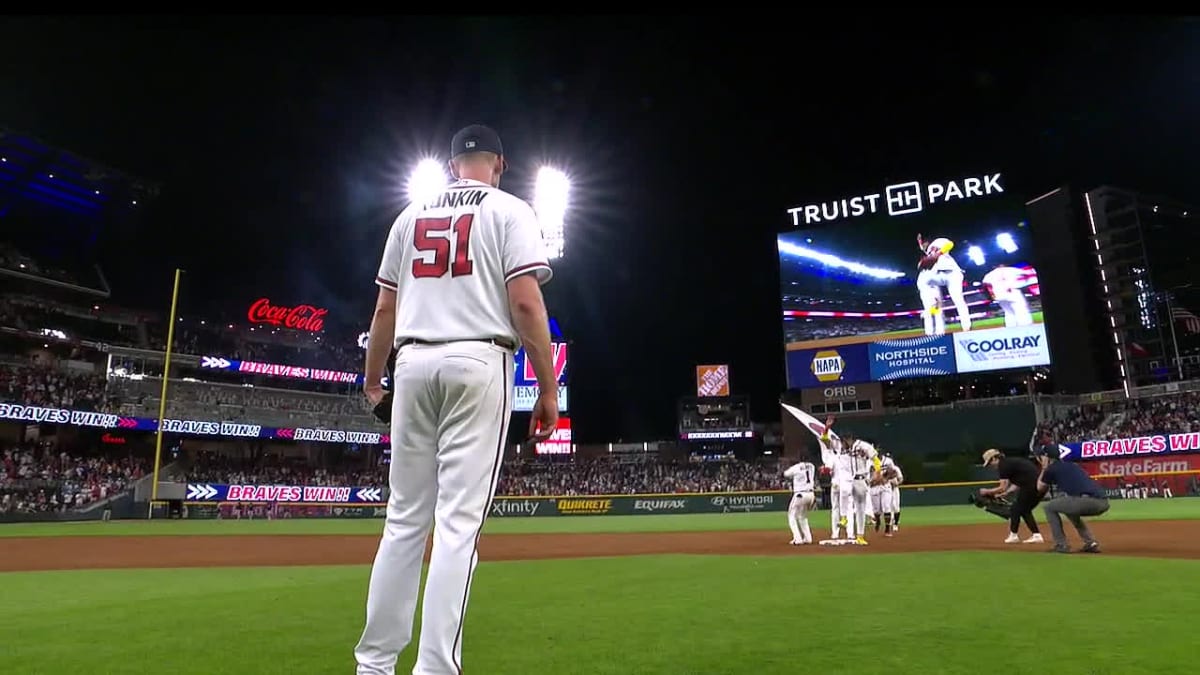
[979,448,1044,544]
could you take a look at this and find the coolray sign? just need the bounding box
[513,385,569,413]
[535,417,572,455]
[183,483,386,504]
[247,297,328,332]
[201,355,363,385]
[0,403,120,428]
[952,324,1050,373]
[787,173,1005,226]
[0,403,390,445]
[868,335,955,380]
[1063,432,1200,460]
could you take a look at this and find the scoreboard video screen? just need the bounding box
[779,172,1051,388]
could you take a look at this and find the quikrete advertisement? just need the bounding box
[487,492,791,517]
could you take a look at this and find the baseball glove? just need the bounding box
[372,391,394,425]
[968,491,1013,520]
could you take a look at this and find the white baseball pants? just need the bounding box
[871,485,896,514]
[355,341,514,675]
[997,295,1032,327]
[849,479,869,537]
[787,492,815,543]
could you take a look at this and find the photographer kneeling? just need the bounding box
[980,448,1044,544]
[1034,447,1110,554]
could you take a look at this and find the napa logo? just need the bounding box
[810,350,845,383]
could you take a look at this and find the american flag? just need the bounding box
[1172,306,1200,334]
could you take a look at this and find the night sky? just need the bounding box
[1,16,1197,442]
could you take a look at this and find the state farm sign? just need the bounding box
[247,298,328,332]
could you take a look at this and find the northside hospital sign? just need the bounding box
[786,173,1005,225]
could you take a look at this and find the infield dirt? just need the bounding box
[2,519,1198,572]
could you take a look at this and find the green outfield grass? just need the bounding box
[0,497,1196,537]
[2,551,1197,674]
[865,311,1045,342]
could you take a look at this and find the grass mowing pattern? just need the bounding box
[1,552,1196,674]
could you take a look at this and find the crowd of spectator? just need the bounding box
[494,457,781,496]
[106,376,377,430]
[1044,391,1200,443]
[0,441,148,514]
[148,322,363,372]
[0,243,84,286]
[0,363,111,412]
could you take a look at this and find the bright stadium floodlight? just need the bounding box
[534,166,570,259]
[996,232,1018,253]
[967,245,986,266]
[406,158,448,205]
[777,240,905,280]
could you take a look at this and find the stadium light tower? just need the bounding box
[967,245,986,266]
[534,166,570,259]
[406,158,447,206]
[995,232,1018,254]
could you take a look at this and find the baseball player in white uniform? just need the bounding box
[845,437,876,545]
[817,421,849,541]
[889,454,904,532]
[355,124,559,675]
[870,453,903,537]
[982,264,1033,327]
[784,457,816,545]
[916,233,972,336]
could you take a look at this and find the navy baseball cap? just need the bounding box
[450,124,508,170]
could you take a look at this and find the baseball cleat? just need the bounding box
[1080,542,1101,554]
[884,532,894,538]
[1023,534,1044,544]
[789,540,803,546]
[855,536,869,546]
[1004,533,1020,544]
[1046,545,1071,554]
[839,517,848,528]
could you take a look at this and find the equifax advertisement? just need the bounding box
[185,483,384,503]
[0,403,390,445]
[1061,432,1200,461]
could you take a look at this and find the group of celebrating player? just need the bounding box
[916,232,1035,336]
[783,415,904,546]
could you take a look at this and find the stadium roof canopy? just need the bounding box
[1,126,161,297]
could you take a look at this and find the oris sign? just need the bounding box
[247,298,328,332]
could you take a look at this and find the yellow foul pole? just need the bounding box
[149,268,183,516]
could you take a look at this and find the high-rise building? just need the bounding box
[1083,186,1196,391]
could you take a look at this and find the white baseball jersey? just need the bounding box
[784,461,816,493]
[375,178,552,346]
[928,250,962,274]
[982,266,1025,302]
[848,440,877,477]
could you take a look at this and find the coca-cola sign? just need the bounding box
[247,298,328,332]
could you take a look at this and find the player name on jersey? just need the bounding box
[424,188,489,209]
